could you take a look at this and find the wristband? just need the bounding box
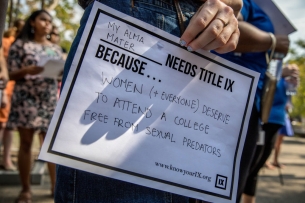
[268,32,276,52]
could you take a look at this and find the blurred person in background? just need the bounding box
[49,25,67,56]
[264,64,299,169]
[0,0,9,99]
[0,0,8,171]
[0,29,16,171]
[0,19,25,171]
[271,110,294,169]
[49,25,60,46]
[13,19,25,37]
[2,19,25,58]
[7,10,63,203]
[0,47,9,165]
[49,25,65,78]
[48,25,67,76]
[0,49,8,98]
[2,28,17,59]
[36,25,65,146]
[242,64,299,203]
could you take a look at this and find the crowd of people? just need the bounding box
[0,0,301,203]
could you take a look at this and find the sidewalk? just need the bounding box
[256,136,305,203]
[0,132,54,203]
[0,176,54,203]
[0,136,304,203]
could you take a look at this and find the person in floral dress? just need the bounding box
[7,10,62,203]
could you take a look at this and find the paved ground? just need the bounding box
[256,136,305,203]
[0,178,54,203]
[0,136,304,203]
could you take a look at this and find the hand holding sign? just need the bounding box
[180,0,240,53]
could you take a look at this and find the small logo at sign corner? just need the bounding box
[215,174,227,190]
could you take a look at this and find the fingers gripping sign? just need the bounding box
[179,0,240,54]
[212,18,239,54]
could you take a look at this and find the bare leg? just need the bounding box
[40,132,56,195]
[273,135,285,168]
[38,132,43,148]
[264,161,275,170]
[2,128,16,170]
[242,193,256,203]
[18,127,35,196]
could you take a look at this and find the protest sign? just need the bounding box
[39,2,259,202]
[253,0,296,35]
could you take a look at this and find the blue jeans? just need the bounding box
[56,1,200,202]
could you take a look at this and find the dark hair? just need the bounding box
[3,27,17,38]
[51,24,58,34]
[16,10,52,43]
[13,19,24,29]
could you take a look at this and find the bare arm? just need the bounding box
[9,66,44,81]
[234,19,290,54]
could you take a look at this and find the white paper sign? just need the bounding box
[40,59,65,78]
[39,2,259,203]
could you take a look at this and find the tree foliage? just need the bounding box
[7,0,80,51]
[53,0,80,51]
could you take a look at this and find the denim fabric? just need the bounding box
[61,0,200,86]
[56,1,201,202]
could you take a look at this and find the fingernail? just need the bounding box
[187,46,193,52]
[179,39,186,46]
